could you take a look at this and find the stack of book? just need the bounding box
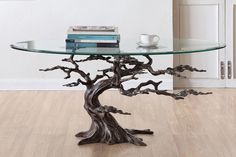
[66,26,120,49]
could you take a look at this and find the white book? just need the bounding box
[67,26,119,35]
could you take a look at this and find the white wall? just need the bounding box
[0,0,173,90]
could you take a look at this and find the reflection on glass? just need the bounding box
[27,41,35,49]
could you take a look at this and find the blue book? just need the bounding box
[67,34,120,41]
[66,41,119,49]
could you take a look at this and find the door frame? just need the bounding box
[226,0,236,87]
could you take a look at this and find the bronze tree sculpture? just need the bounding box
[40,54,211,146]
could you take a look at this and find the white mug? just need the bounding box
[140,34,160,45]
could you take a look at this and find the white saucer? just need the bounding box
[137,42,158,48]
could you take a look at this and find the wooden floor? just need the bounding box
[0,89,235,157]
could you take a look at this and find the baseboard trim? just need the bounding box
[0,79,173,90]
[174,79,226,88]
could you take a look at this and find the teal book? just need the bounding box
[66,41,119,49]
[67,34,120,41]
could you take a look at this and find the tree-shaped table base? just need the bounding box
[40,55,211,146]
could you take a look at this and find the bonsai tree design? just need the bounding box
[40,54,211,146]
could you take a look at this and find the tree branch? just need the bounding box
[75,55,113,64]
[119,80,211,100]
[120,74,139,83]
[143,55,206,78]
[175,89,212,97]
[70,55,114,84]
[97,67,113,77]
[88,67,114,84]
[120,71,147,83]
[63,78,89,87]
[40,55,92,84]
[120,56,144,65]
[115,55,205,79]
[39,65,73,79]
[119,80,162,96]
[91,74,110,84]
[40,55,211,101]
[95,105,131,115]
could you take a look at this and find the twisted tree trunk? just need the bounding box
[75,79,153,146]
[39,55,211,146]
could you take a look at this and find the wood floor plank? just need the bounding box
[0,89,235,157]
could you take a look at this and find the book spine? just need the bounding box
[71,26,117,32]
[66,42,119,49]
[67,32,119,35]
[66,39,119,44]
[67,34,120,41]
[67,31,119,35]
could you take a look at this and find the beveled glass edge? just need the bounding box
[10,42,226,56]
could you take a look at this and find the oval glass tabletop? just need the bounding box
[10,39,226,56]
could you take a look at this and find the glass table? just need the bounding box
[11,39,225,55]
[11,39,225,146]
